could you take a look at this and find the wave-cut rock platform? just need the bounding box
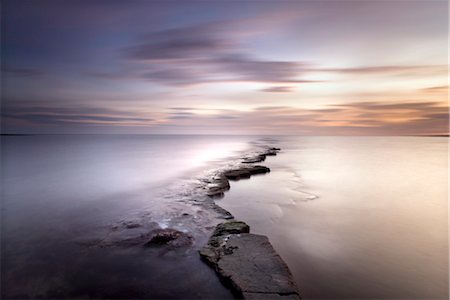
[199,148,301,299]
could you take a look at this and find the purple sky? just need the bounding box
[2,0,448,135]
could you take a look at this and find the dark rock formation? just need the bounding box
[247,165,270,175]
[224,166,270,181]
[224,169,251,180]
[145,228,193,247]
[200,221,300,299]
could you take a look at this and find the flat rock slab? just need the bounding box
[200,222,300,299]
[217,234,299,297]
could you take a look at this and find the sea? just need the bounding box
[1,135,448,299]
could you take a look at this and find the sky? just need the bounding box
[1,0,448,135]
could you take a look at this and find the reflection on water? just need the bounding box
[221,136,448,299]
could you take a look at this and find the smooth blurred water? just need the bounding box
[1,134,252,299]
[220,136,448,299]
[2,135,448,299]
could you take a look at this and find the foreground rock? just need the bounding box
[200,221,300,299]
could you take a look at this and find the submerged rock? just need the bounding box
[200,221,300,299]
[211,204,234,220]
[125,223,141,229]
[145,228,193,247]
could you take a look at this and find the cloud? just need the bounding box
[316,65,447,76]
[121,23,315,86]
[118,21,443,88]
[168,112,195,120]
[3,106,155,126]
[3,67,45,77]
[157,101,448,135]
[212,54,309,83]
[125,23,229,61]
[260,86,294,93]
[141,67,208,86]
[3,100,447,135]
[421,85,448,93]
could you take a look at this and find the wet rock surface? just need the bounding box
[145,228,193,247]
[200,222,300,299]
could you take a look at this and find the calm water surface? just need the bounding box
[1,135,448,299]
[221,136,448,299]
[1,134,251,299]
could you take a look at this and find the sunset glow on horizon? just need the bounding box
[2,0,448,135]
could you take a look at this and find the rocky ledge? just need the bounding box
[206,146,280,199]
[200,221,300,299]
[206,165,270,198]
[200,147,301,299]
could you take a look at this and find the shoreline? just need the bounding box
[199,147,301,299]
